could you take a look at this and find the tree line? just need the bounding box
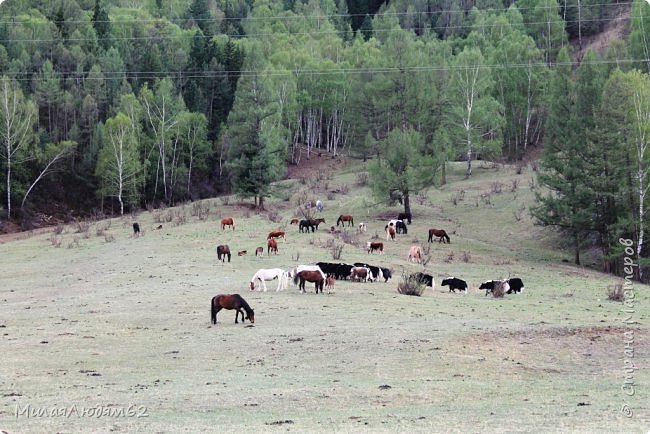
[0,0,649,279]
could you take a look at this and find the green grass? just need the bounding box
[1,161,648,433]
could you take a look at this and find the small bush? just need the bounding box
[510,179,519,192]
[608,284,624,302]
[268,211,282,223]
[67,237,80,249]
[514,204,526,222]
[397,273,427,297]
[53,224,64,235]
[339,183,350,195]
[220,196,230,206]
[164,211,174,223]
[491,181,503,194]
[492,281,506,298]
[74,220,90,234]
[415,191,428,206]
[445,251,454,263]
[462,251,471,263]
[49,235,61,248]
[174,212,187,226]
[104,234,115,243]
[327,191,336,200]
[330,242,344,260]
[356,172,369,186]
[153,212,163,223]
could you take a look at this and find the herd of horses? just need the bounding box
[201,210,523,325]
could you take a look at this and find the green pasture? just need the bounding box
[1,162,648,433]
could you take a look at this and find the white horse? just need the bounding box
[288,265,326,282]
[316,200,324,212]
[358,222,367,232]
[249,268,289,292]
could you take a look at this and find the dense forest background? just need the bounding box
[0,0,649,279]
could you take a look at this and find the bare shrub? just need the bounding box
[494,257,512,265]
[104,233,115,243]
[95,221,111,236]
[327,191,336,200]
[531,160,538,171]
[339,183,350,195]
[153,212,163,223]
[510,179,519,192]
[164,211,173,223]
[462,251,471,263]
[397,273,427,297]
[607,284,624,302]
[330,242,344,260]
[481,193,492,205]
[528,177,536,190]
[415,191,428,206]
[220,196,230,206]
[514,204,526,222]
[491,181,503,194]
[67,237,80,249]
[174,212,187,226]
[53,224,64,235]
[49,235,61,248]
[243,209,252,219]
[356,172,369,186]
[492,281,506,298]
[515,162,524,174]
[192,201,210,220]
[74,220,90,234]
[267,211,282,223]
[444,251,454,263]
[338,230,357,245]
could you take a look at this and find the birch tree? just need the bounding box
[95,113,142,215]
[0,77,37,218]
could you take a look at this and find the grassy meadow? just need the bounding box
[1,161,648,433]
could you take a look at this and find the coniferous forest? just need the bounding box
[0,0,649,279]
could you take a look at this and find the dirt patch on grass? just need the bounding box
[454,326,648,374]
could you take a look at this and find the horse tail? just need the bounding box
[210,297,217,324]
[293,271,300,286]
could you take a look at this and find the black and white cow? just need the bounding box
[479,280,510,296]
[411,272,434,288]
[379,267,392,282]
[441,277,468,293]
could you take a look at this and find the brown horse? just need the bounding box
[428,229,450,243]
[221,217,235,230]
[267,238,278,255]
[336,214,354,227]
[290,218,299,225]
[325,276,336,293]
[255,246,264,257]
[293,270,325,294]
[408,245,422,264]
[217,244,231,263]
[211,294,255,324]
[268,230,286,242]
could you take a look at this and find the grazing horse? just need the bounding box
[311,218,326,229]
[408,245,422,263]
[385,225,396,241]
[299,219,315,233]
[367,241,384,254]
[268,230,286,242]
[290,218,299,225]
[336,214,354,227]
[398,212,412,224]
[267,238,278,255]
[211,294,255,324]
[387,219,407,234]
[316,200,324,212]
[255,246,264,257]
[249,268,288,292]
[216,245,231,263]
[428,228,450,243]
[238,250,247,256]
[132,222,140,237]
[293,270,325,294]
[221,217,235,231]
[441,277,468,293]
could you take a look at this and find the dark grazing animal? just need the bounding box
[506,278,524,294]
[221,217,235,230]
[255,246,264,256]
[479,280,510,296]
[395,220,408,234]
[441,277,468,293]
[379,267,392,282]
[216,244,231,263]
[132,222,140,237]
[428,228,450,243]
[211,294,254,324]
[398,212,412,224]
[290,218,299,225]
[336,214,354,227]
[293,270,325,294]
[411,272,434,288]
[299,219,324,233]
[267,238,278,255]
[350,266,373,282]
[237,250,247,256]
